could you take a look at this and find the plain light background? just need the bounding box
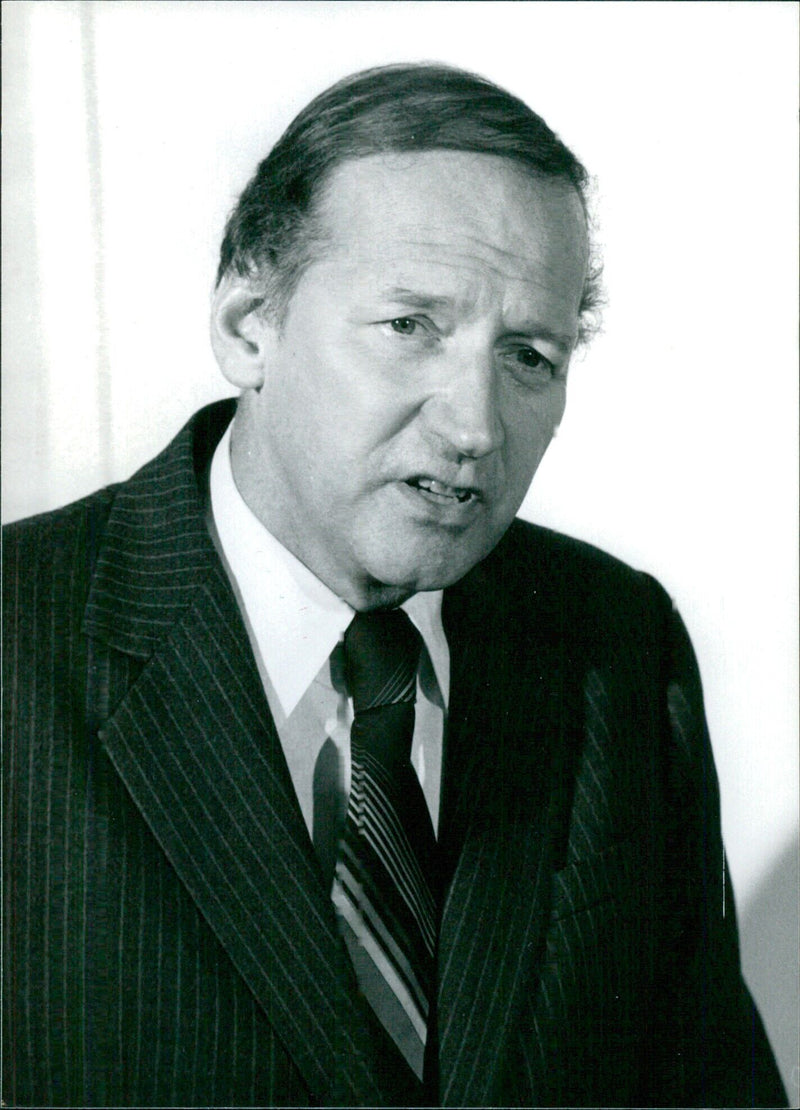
[2,0,798,1096]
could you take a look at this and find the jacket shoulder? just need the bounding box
[4,483,119,537]
[499,517,672,618]
[2,485,119,618]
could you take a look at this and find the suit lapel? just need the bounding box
[83,403,413,1106]
[437,530,567,1106]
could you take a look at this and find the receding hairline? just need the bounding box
[215,62,603,341]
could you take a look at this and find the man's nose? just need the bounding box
[423,352,504,460]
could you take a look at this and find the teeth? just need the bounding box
[415,477,473,502]
[420,478,454,496]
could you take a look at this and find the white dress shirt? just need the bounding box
[207,421,449,843]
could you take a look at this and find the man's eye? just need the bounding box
[515,346,551,371]
[504,345,559,388]
[388,317,419,336]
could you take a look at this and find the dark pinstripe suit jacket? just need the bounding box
[3,401,785,1108]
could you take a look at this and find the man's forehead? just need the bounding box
[311,151,588,316]
[318,237,583,294]
[316,150,587,252]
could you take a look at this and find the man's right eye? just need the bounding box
[388,317,418,335]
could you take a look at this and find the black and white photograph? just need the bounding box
[2,2,797,1106]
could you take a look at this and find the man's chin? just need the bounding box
[361,546,488,601]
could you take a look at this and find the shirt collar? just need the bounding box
[208,420,450,718]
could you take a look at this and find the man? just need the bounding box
[2,64,786,1107]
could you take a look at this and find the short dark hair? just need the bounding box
[217,63,602,340]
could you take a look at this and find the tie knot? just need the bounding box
[344,609,421,713]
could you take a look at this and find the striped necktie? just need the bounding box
[331,609,438,1080]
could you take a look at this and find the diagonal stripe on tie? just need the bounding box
[335,849,431,1018]
[352,765,436,948]
[347,783,436,959]
[332,609,439,1081]
[367,657,416,710]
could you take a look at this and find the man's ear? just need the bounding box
[210,275,276,390]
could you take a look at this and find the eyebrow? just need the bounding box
[380,287,576,351]
[379,288,453,312]
[518,325,577,353]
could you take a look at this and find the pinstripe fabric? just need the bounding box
[437,531,785,1107]
[2,408,313,1107]
[3,400,786,1107]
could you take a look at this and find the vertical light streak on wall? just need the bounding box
[29,1,107,502]
[79,1,113,482]
[1,3,49,523]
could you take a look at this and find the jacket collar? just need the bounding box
[83,400,236,656]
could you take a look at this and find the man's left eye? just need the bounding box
[515,346,551,371]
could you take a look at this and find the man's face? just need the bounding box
[230,151,588,608]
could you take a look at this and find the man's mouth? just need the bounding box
[405,476,478,504]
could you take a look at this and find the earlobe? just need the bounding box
[210,277,274,391]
